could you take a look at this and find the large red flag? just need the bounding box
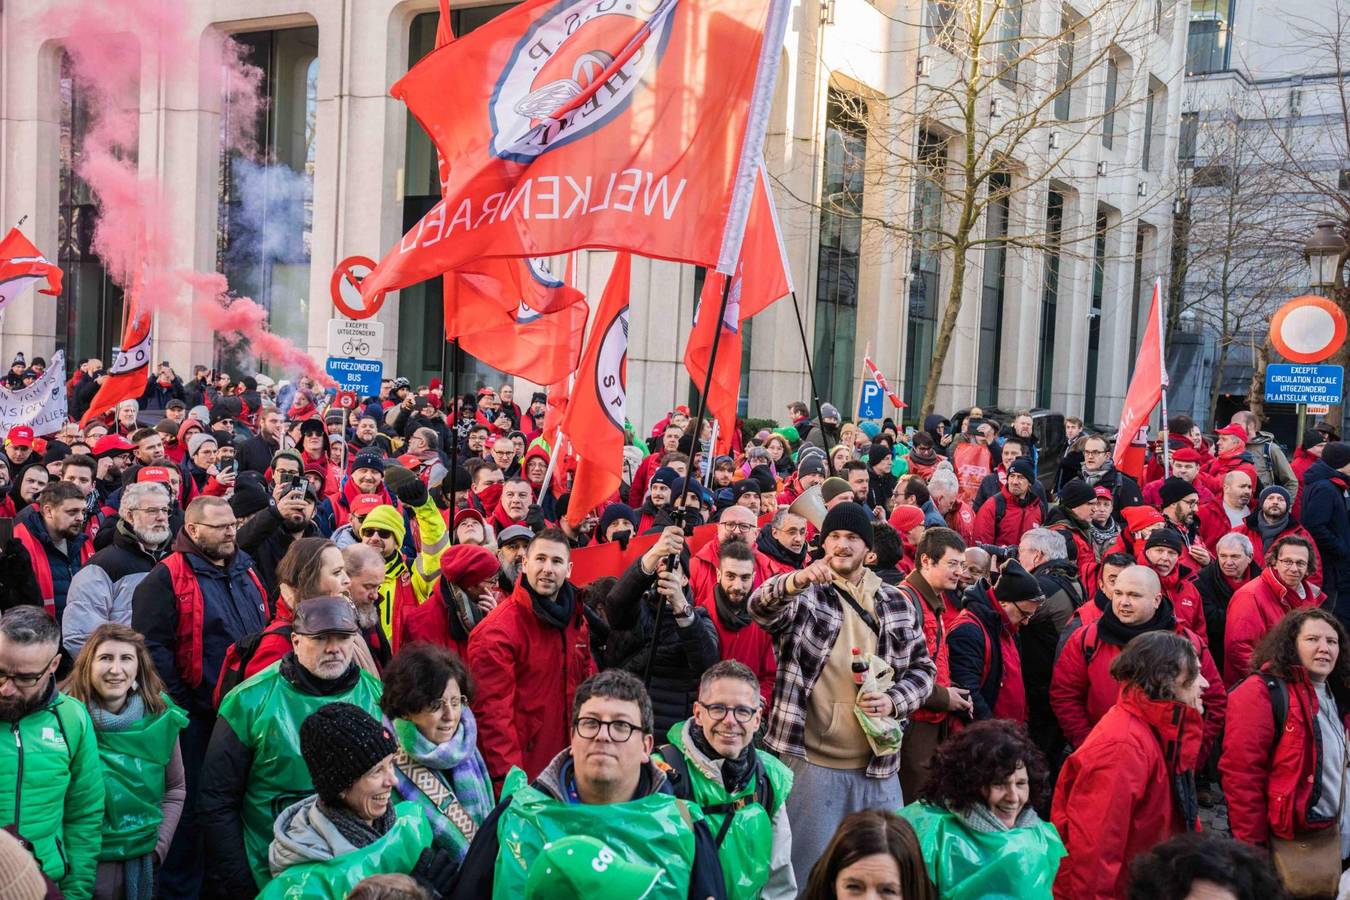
[1113,279,1168,476]
[562,253,630,527]
[456,294,588,385]
[359,0,788,305]
[0,229,63,311]
[684,166,791,455]
[81,280,151,427]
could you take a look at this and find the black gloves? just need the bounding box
[385,464,429,507]
[411,846,457,898]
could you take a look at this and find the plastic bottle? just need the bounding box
[851,647,867,685]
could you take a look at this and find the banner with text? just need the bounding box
[0,351,66,435]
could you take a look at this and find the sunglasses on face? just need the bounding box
[364,528,398,540]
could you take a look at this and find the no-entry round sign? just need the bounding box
[330,256,385,320]
[1270,295,1348,363]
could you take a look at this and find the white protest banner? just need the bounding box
[0,350,67,435]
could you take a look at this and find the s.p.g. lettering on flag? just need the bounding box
[360,0,789,305]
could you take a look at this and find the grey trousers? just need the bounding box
[782,755,903,890]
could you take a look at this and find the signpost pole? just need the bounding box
[1297,402,1307,449]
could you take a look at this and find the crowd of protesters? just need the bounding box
[0,357,1344,899]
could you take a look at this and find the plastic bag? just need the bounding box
[852,651,904,756]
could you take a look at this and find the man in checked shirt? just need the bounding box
[749,500,936,887]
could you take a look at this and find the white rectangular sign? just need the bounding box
[0,350,67,435]
[327,318,385,359]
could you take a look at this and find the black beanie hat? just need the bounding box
[1159,476,1198,508]
[229,472,272,519]
[730,479,760,501]
[1304,429,1329,451]
[1008,457,1036,482]
[992,559,1043,604]
[867,443,891,468]
[748,464,777,493]
[352,451,386,474]
[820,501,875,549]
[1324,441,1350,469]
[1145,528,1186,553]
[299,703,397,805]
[599,503,637,535]
[1057,479,1095,510]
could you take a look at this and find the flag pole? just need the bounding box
[679,273,735,521]
[443,330,461,529]
[788,290,835,475]
[705,419,719,487]
[1157,277,1170,475]
[537,428,565,505]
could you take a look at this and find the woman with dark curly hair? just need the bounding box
[379,643,494,869]
[899,720,1064,898]
[800,809,934,900]
[1126,832,1286,900]
[1220,607,1350,896]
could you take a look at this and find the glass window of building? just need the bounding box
[400,7,516,387]
[904,130,945,412]
[1141,85,1157,172]
[1179,112,1199,167]
[1102,56,1119,149]
[1053,20,1075,120]
[996,0,1022,86]
[813,90,867,409]
[57,51,131,363]
[1187,0,1235,75]
[218,26,318,377]
[1037,191,1064,407]
[976,172,1010,406]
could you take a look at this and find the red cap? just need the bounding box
[92,434,135,457]
[137,466,173,484]
[6,425,34,447]
[30,438,47,456]
[453,507,487,529]
[1093,485,1113,500]
[350,493,385,517]
[1171,447,1204,463]
[477,387,496,397]
[396,453,424,469]
[1215,423,1249,443]
[1121,505,1165,534]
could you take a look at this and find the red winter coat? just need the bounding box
[466,581,595,785]
[944,500,976,546]
[1233,521,1323,589]
[1133,547,1206,635]
[688,537,775,606]
[1198,453,1259,503]
[1195,497,1247,552]
[627,453,663,507]
[1049,515,1098,597]
[1223,568,1323,686]
[698,593,777,711]
[1222,665,1350,846]
[1052,686,1204,900]
[899,571,956,726]
[972,487,1044,545]
[1292,447,1318,519]
[1050,618,1225,758]
[401,584,473,661]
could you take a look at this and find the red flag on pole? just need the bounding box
[0,229,63,310]
[1113,279,1168,477]
[358,0,789,305]
[562,253,631,527]
[863,355,905,410]
[81,276,151,426]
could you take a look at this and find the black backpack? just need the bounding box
[213,624,292,706]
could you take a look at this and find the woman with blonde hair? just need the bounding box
[67,623,187,900]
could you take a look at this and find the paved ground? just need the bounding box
[1198,783,1231,835]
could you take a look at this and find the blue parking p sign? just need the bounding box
[858,380,884,419]
[325,356,383,397]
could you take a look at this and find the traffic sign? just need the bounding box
[1269,295,1348,364]
[858,380,884,419]
[330,255,386,320]
[327,318,385,360]
[1264,364,1344,405]
[1309,403,1332,415]
[325,357,384,397]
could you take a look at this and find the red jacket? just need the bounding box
[944,500,976,546]
[401,583,474,661]
[1052,686,1204,900]
[466,580,595,785]
[1050,618,1225,758]
[1222,665,1350,846]
[697,593,776,711]
[1223,568,1323,686]
[1233,521,1323,589]
[1132,547,1206,636]
[972,487,1044,545]
[1195,496,1247,552]
[1292,447,1317,518]
[1049,516,1098,597]
[1198,452,1259,500]
[688,537,775,605]
[626,452,663,507]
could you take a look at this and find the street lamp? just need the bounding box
[1305,219,1347,292]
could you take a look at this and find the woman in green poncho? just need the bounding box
[899,720,1065,899]
[67,624,188,900]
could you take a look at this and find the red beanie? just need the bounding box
[439,544,500,589]
[889,505,926,532]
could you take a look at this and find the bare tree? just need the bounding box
[779,0,1172,417]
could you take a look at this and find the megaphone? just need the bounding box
[788,484,827,529]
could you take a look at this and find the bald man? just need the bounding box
[688,505,777,602]
[1050,565,1225,755]
[1197,470,1254,551]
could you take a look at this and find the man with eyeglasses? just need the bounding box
[132,495,268,896]
[0,606,104,900]
[1157,476,1211,570]
[688,505,773,603]
[62,482,174,660]
[1224,535,1324,685]
[199,596,383,896]
[654,660,796,899]
[12,480,92,626]
[1077,433,1144,525]
[452,669,726,899]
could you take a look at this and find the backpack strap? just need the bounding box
[1260,673,1288,763]
[657,742,776,848]
[393,749,479,842]
[953,608,993,688]
[829,584,880,636]
[1082,623,1099,667]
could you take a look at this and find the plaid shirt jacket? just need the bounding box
[749,572,936,778]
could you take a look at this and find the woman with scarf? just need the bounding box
[67,624,188,900]
[265,703,449,899]
[763,433,796,478]
[901,720,1064,898]
[1052,632,1208,899]
[379,644,495,869]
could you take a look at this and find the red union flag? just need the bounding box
[1114,279,1168,473]
[359,0,788,305]
[446,255,584,339]
[81,289,152,427]
[684,165,791,454]
[562,252,630,527]
[0,229,63,311]
[456,291,588,386]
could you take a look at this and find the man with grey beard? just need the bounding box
[496,523,533,592]
[62,481,174,659]
[342,541,393,668]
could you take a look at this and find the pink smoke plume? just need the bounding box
[38,0,328,385]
